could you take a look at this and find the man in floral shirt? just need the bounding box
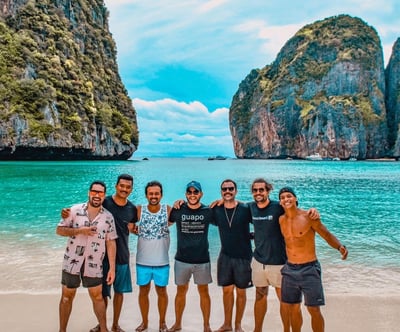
[57,180,117,332]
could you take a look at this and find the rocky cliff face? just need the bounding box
[0,0,138,160]
[385,38,400,158]
[230,15,390,159]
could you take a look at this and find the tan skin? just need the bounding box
[211,181,320,332]
[133,185,172,332]
[279,191,348,332]
[57,184,116,332]
[62,178,134,332]
[215,181,247,332]
[168,187,212,332]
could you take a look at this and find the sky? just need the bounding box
[103,0,400,158]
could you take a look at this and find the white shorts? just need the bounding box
[251,257,283,288]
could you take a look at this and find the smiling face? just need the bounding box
[88,183,106,208]
[185,186,203,207]
[220,181,237,202]
[146,185,163,206]
[279,191,297,209]
[251,182,270,205]
[115,178,133,200]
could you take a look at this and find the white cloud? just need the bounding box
[103,0,400,157]
[132,98,234,157]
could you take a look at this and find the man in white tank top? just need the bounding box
[134,181,172,332]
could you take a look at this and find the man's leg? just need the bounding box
[234,287,247,332]
[155,285,168,330]
[216,284,234,331]
[136,283,151,331]
[253,286,267,332]
[307,306,324,332]
[168,284,188,331]
[288,303,302,332]
[112,292,123,331]
[88,284,108,332]
[59,285,77,332]
[275,287,291,332]
[197,284,211,332]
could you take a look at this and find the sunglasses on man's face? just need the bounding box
[221,186,235,192]
[90,190,105,197]
[186,189,200,195]
[252,188,266,193]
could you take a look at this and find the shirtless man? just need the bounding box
[278,187,348,332]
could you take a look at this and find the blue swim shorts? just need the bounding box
[136,264,170,287]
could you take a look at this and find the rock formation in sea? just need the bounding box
[385,38,400,158]
[0,0,138,160]
[230,15,395,160]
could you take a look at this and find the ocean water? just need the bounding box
[0,158,399,295]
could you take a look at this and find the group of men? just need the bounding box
[57,174,348,332]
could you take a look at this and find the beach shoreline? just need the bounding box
[2,287,399,332]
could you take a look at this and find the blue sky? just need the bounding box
[103,0,400,158]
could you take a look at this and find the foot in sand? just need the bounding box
[135,323,148,332]
[159,323,168,332]
[214,325,233,332]
[167,325,182,332]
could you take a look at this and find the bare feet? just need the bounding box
[214,325,233,332]
[159,323,168,332]
[167,325,182,332]
[135,323,148,332]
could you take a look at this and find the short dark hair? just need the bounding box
[145,180,163,195]
[251,178,273,191]
[90,180,106,193]
[117,173,133,185]
[221,178,237,190]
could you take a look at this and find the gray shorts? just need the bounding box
[281,260,325,306]
[61,270,102,289]
[174,260,212,285]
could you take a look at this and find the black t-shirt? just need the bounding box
[212,202,252,260]
[249,200,287,265]
[169,203,212,264]
[102,196,138,265]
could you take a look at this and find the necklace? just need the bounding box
[224,205,237,228]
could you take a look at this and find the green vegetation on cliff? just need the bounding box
[0,0,138,153]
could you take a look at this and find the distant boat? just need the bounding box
[332,157,340,161]
[208,155,226,160]
[305,153,323,161]
[349,157,357,161]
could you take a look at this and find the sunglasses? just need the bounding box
[252,188,266,193]
[90,190,105,197]
[186,189,200,195]
[221,186,235,192]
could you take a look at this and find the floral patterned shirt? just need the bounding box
[58,203,118,278]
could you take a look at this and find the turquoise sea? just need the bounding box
[0,158,399,295]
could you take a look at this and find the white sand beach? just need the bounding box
[2,286,400,332]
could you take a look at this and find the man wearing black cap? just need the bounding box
[168,181,213,332]
[278,187,348,332]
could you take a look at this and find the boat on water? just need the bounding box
[208,155,227,160]
[305,153,323,161]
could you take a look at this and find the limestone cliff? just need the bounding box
[385,38,400,158]
[0,0,138,160]
[230,15,389,160]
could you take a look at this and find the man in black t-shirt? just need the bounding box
[212,179,253,332]
[250,178,319,332]
[168,181,213,332]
